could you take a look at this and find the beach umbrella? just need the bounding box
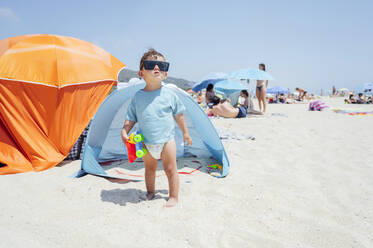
[227,68,275,80]
[0,34,125,174]
[266,86,289,95]
[214,79,248,96]
[192,72,227,92]
[362,82,373,95]
[198,72,227,83]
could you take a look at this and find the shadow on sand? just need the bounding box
[100,188,168,206]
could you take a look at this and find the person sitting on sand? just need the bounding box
[278,93,286,103]
[308,94,315,101]
[196,92,203,104]
[238,90,250,109]
[345,93,357,104]
[205,83,216,107]
[356,93,366,104]
[295,87,307,101]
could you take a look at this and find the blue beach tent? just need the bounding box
[77,81,230,178]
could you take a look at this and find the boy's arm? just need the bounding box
[121,120,135,144]
[174,113,192,146]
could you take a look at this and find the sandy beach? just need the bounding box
[1,97,372,248]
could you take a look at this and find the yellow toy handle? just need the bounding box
[127,133,135,144]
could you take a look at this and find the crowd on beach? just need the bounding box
[344,93,372,104]
[267,89,316,104]
[189,63,320,118]
[331,86,372,104]
[189,73,373,119]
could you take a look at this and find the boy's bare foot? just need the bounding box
[146,192,155,200]
[164,197,178,208]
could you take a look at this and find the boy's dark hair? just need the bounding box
[139,48,165,70]
[241,90,248,97]
[259,63,266,71]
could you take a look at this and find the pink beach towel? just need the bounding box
[309,100,329,111]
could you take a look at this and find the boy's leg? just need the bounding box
[142,151,158,200]
[161,139,179,207]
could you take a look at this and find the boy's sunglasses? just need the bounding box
[143,60,170,72]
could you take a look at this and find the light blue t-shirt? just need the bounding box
[125,86,185,145]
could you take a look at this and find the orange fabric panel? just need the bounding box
[0,79,115,173]
[0,34,33,56]
[0,119,33,174]
[0,34,124,86]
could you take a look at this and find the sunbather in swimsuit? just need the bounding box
[210,99,246,118]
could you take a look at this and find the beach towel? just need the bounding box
[331,108,373,116]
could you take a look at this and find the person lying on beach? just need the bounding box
[208,97,263,118]
[121,49,192,208]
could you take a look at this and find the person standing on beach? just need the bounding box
[256,63,268,113]
[121,49,192,208]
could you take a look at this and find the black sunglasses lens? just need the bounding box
[157,62,169,72]
[143,60,156,70]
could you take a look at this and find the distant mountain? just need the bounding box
[118,68,195,90]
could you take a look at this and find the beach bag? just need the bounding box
[65,124,90,160]
[309,100,328,111]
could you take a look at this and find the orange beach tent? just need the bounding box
[0,34,125,174]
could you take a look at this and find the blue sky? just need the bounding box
[1,0,372,93]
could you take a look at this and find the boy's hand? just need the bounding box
[121,133,129,144]
[121,128,130,144]
[183,133,192,146]
[121,120,135,144]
